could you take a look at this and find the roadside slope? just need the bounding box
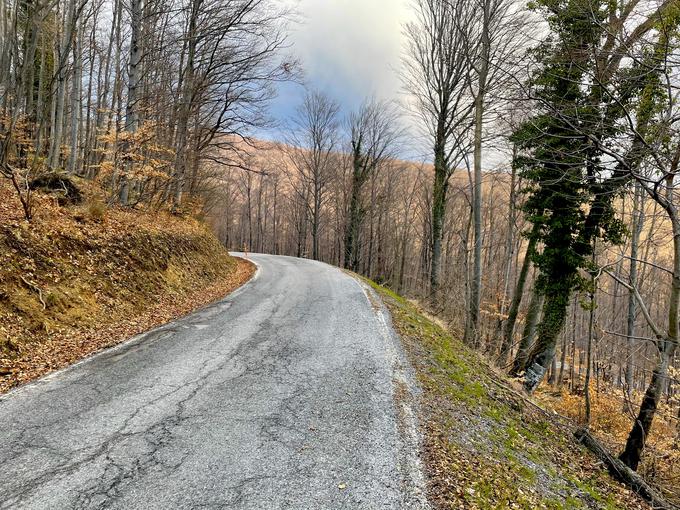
[0,179,254,392]
[363,279,651,510]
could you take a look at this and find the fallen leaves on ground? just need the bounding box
[0,178,255,393]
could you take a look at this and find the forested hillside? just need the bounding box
[1,0,277,391]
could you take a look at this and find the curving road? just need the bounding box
[0,254,428,509]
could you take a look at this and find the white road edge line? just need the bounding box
[351,276,431,509]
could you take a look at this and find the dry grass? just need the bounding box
[536,386,679,505]
[0,177,255,393]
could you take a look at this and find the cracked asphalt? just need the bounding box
[0,254,429,509]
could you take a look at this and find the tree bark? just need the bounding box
[499,224,539,366]
[67,20,82,174]
[466,0,490,348]
[510,283,543,376]
[430,135,448,292]
[625,184,645,397]
[121,0,143,204]
[48,0,79,170]
[619,351,675,470]
[523,281,571,393]
[344,167,363,270]
[173,0,199,208]
[620,202,680,470]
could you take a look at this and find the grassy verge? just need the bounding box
[362,278,650,510]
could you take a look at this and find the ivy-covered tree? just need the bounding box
[513,0,671,394]
[514,0,616,393]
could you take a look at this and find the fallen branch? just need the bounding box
[574,428,678,510]
[20,275,46,310]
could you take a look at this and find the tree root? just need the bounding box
[20,275,46,310]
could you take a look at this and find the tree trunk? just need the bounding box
[557,328,567,388]
[575,428,676,510]
[312,180,321,260]
[121,0,143,204]
[48,75,68,170]
[510,283,544,376]
[48,0,79,170]
[626,184,645,398]
[499,224,539,365]
[466,0,490,348]
[344,163,364,270]
[619,350,675,470]
[67,20,82,174]
[495,147,518,354]
[174,0,199,208]
[584,269,596,425]
[523,282,571,393]
[430,136,448,292]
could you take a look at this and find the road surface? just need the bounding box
[0,254,428,509]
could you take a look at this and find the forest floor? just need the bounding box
[0,178,254,393]
[535,381,679,505]
[364,279,660,510]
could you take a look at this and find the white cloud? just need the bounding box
[295,0,412,102]
[267,0,424,157]
[275,0,414,111]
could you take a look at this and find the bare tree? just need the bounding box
[402,0,475,292]
[286,90,340,261]
[464,0,531,347]
[343,99,402,271]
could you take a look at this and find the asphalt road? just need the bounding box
[0,254,428,509]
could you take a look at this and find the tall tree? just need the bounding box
[343,99,401,271]
[120,0,143,203]
[465,0,529,347]
[286,91,340,261]
[514,0,670,394]
[625,184,645,399]
[402,0,475,292]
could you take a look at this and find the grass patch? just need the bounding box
[361,278,649,510]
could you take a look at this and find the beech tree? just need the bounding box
[343,100,402,271]
[464,0,530,347]
[402,0,476,292]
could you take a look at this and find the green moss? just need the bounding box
[485,405,506,421]
[467,477,536,509]
[544,496,586,509]
[360,277,407,305]
[357,276,634,510]
[516,463,538,484]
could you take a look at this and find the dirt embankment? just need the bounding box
[0,179,254,393]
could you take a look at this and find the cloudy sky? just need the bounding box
[267,0,416,147]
